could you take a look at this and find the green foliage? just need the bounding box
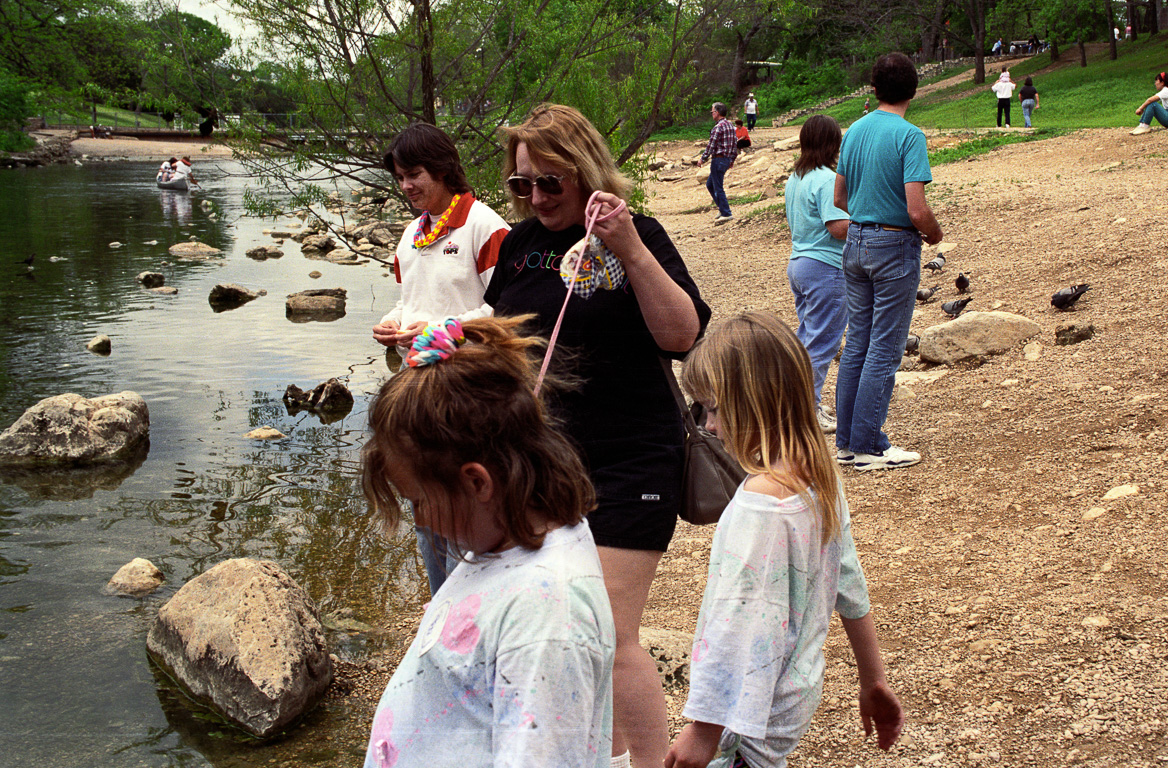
[928,128,1068,164]
[754,58,851,114]
[0,69,33,152]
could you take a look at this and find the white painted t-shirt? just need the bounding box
[683,483,871,768]
[1156,86,1168,109]
[363,522,615,768]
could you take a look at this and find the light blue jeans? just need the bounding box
[1021,99,1036,127]
[1139,101,1168,127]
[835,224,921,455]
[706,156,732,217]
[787,256,847,406]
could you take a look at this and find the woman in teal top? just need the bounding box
[784,115,850,434]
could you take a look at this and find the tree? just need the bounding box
[225,0,768,213]
[1041,0,1102,66]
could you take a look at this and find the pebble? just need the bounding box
[1082,507,1106,521]
[1081,615,1111,627]
[245,426,286,440]
[108,241,123,248]
[1023,341,1043,361]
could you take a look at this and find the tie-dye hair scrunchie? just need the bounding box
[406,318,467,368]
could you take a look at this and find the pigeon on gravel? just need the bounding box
[942,297,973,318]
[905,334,920,355]
[955,273,970,293]
[1051,284,1090,310]
[917,285,939,302]
[924,254,946,273]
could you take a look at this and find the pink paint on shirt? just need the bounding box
[440,593,482,653]
[370,708,399,767]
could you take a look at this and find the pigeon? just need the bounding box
[17,252,34,267]
[924,254,946,273]
[917,285,939,302]
[1051,283,1090,310]
[942,297,972,318]
[905,334,920,355]
[955,273,970,293]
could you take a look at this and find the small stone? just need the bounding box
[245,426,286,440]
[104,557,164,597]
[1081,615,1111,628]
[1023,341,1043,361]
[1102,484,1138,500]
[108,241,123,248]
[308,271,322,279]
[86,335,112,354]
[136,271,165,288]
[1082,507,1106,521]
[945,605,966,614]
[149,286,178,295]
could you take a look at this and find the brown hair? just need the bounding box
[499,103,632,219]
[871,52,918,104]
[385,122,472,195]
[792,115,842,176]
[681,312,841,543]
[361,316,595,552]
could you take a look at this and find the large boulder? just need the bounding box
[146,558,333,739]
[299,234,335,254]
[919,311,1041,365]
[0,392,149,466]
[286,288,346,323]
[168,242,222,260]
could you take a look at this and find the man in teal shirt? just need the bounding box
[833,52,944,471]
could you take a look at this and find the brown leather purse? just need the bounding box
[662,361,746,525]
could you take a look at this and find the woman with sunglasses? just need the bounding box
[485,103,710,768]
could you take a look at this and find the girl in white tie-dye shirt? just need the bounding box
[360,316,615,768]
[664,312,903,768]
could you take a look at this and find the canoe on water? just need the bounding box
[156,176,190,191]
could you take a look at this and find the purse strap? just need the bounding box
[660,357,700,435]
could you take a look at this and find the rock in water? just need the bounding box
[168,242,222,260]
[86,335,112,355]
[245,246,284,261]
[146,558,333,739]
[105,557,164,597]
[283,379,354,420]
[136,272,165,288]
[286,288,346,323]
[0,392,149,465]
[919,311,1040,365]
[208,283,263,311]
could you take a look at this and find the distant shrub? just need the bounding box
[0,70,34,152]
[756,58,852,114]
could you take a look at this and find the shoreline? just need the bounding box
[69,133,236,161]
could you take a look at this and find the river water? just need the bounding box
[0,160,425,767]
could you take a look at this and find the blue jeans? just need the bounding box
[706,156,732,217]
[1021,99,1036,127]
[746,113,757,130]
[1139,101,1168,127]
[413,520,460,596]
[835,224,921,455]
[787,256,847,406]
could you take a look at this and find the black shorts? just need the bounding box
[581,435,683,552]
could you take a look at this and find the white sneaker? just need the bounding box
[714,214,733,225]
[853,446,921,471]
[816,405,837,434]
[1004,123,1010,128]
[1131,123,1152,135]
[836,449,855,465]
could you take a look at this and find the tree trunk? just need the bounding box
[1106,0,1118,60]
[1127,0,1138,39]
[1050,32,1060,61]
[416,0,437,124]
[731,19,764,94]
[1150,0,1160,33]
[921,0,946,61]
[1078,39,1088,66]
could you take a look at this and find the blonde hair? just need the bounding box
[681,312,841,543]
[499,103,633,219]
[361,316,595,551]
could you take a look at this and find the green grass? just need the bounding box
[789,33,1168,131]
[33,101,171,128]
[727,191,765,206]
[928,128,1069,164]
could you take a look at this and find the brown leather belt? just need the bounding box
[858,223,909,231]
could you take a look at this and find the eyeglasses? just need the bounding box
[506,174,564,198]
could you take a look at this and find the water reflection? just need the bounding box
[0,442,149,500]
[0,160,420,767]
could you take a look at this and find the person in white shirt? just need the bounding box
[372,122,510,596]
[743,93,759,130]
[1131,71,1168,135]
[361,316,615,768]
[991,71,1016,127]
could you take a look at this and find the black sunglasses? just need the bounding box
[506,174,564,198]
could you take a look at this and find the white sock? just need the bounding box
[610,751,631,768]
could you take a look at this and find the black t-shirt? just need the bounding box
[1019,85,1038,101]
[484,214,711,451]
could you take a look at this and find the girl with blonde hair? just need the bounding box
[485,103,711,768]
[665,312,903,768]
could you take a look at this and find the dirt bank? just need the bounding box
[70,134,235,160]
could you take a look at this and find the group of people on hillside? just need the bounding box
[990,68,1167,135]
[358,50,939,768]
